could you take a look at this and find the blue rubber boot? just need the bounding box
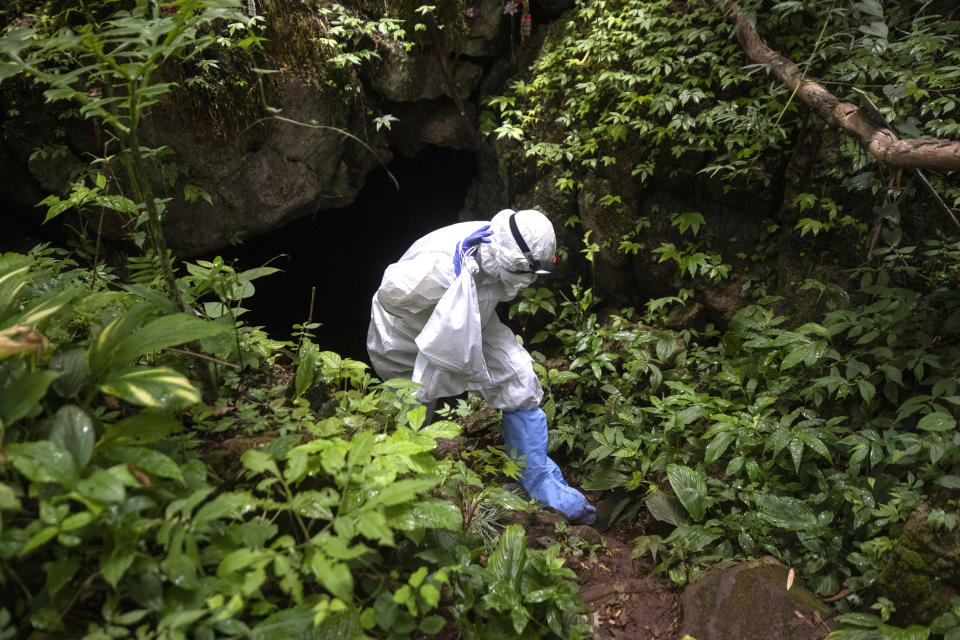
[502,408,597,525]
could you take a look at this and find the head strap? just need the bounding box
[508,212,552,274]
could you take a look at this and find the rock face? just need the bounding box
[876,503,960,625]
[679,556,833,640]
[0,0,505,256]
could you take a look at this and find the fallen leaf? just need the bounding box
[0,325,50,359]
[786,567,795,591]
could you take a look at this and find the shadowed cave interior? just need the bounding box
[216,145,478,363]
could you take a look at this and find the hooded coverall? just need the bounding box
[366,209,596,524]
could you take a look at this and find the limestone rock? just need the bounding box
[458,0,509,57]
[369,39,483,103]
[877,503,960,625]
[679,556,833,640]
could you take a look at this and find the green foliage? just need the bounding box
[531,229,960,607]
[0,246,589,638]
[1,0,265,304]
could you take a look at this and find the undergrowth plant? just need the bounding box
[526,231,960,627]
[0,248,590,638]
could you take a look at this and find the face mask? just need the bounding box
[500,270,536,293]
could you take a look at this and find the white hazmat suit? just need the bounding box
[367,209,596,524]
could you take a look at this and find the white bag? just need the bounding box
[413,264,490,399]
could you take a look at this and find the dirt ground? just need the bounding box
[513,509,680,640]
[570,527,680,639]
[464,409,681,639]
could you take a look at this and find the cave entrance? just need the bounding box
[218,145,477,362]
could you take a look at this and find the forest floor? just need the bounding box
[462,409,681,639]
[554,520,679,639]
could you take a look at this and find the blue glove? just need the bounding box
[453,224,493,276]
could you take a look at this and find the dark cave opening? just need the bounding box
[215,145,478,363]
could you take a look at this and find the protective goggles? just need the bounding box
[508,212,555,275]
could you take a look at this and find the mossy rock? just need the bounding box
[877,504,960,625]
[679,556,833,640]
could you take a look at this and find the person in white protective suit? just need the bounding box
[367,208,597,525]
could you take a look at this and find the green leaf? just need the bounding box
[935,475,960,489]
[704,431,736,464]
[50,348,90,398]
[645,491,688,526]
[754,494,817,531]
[408,498,462,531]
[290,490,336,520]
[376,477,440,507]
[0,368,60,426]
[242,449,281,477]
[111,314,229,368]
[419,615,445,634]
[0,482,21,510]
[217,548,269,576]
[917,412,956,432]
[104,445,182,481]
[7,441,79,487]
[487,524,526,585]
[1,287,80,330]
[106,411,182,443]
[666,464,707,522]
[101,544,136,588]
[77,469,127,503]
[311,553,354,601]
[100,367,200,409]
[50,405,95,469]
[21,526,59,555]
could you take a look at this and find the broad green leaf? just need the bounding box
[935,475,960,489]
[582,465,629,490]
[0,368,60,425]
[50,348,90,398]
[111,314,230,367]
[754,494,817,531]
[876,624,930,640]
[917,412,956,432]
[375,477,440,507]
[7,441,79,487]
[290,490,336,520]
[106,411,182,443]
[487,524,526,585]
[645,491,688,526]
[103,445,182,481]
[44,556,80,598]
[1,287,80,330]
[217,548,269,576]
[242,449,281,477]
[101,544,137,588]
[87,303,156,376]
[666,464,707,522]
[50,405,95,469]
[160,609,207,631]
[419,419,461,440]
[77,469,127,503]
[406,498,462,531]
[704,431,736,464]
[311,553,354,601]
[100,367,200,409]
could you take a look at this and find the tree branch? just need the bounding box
[725,3,960,172]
